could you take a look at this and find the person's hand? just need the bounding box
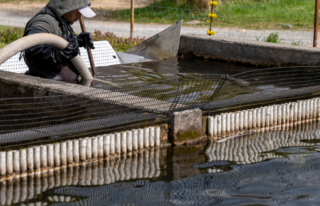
[77,32,95,49]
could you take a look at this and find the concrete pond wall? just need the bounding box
[1,35,320,179]
[179,34,320,67]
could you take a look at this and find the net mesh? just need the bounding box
[2,66,320,149]
[0,75,225,150]
[204,66,320,112]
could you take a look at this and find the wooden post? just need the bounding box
[314,0,319,47]
[79,16,97,76]
[130,0,134,38]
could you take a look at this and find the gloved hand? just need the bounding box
[26,36,79,64]
[76,32,95,49]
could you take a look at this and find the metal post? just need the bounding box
[314,0,319,47]
[130,0,134,38]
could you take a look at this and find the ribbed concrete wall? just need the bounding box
[208,97,320,139]
[0,126,161,180]
[0,148,161,205]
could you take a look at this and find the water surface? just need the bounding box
[3,122,320,205]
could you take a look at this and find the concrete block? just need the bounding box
[179,35,320,67]
[169,109,202,142]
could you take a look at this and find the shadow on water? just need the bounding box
[3,121,320,205]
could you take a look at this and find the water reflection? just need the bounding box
[3,122,320,205]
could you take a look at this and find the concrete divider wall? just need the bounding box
[207,97,320,139]
[179,35,320,66]
[0,148,162,205]
[0,127,161,180]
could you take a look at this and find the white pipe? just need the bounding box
[222,113,226,136]
[144,128,150,148]
[226,113,231,134]
[231,113,235,134]
[127,131,133,154]
[248,110,252,131]
[103,135,110,158]
[269,106,273,128]
[208,116,213,137]
[317,98,320,120]
[67,141,73,165]
[149,127,155,148]
[277,106,282,126]
[98,136,104,159]
[110,134,115,156]
[133,130,138,151]
[40,145,47,170]
[240,111,244,132]
[92,137,98,160]
[138,129,144,150]
[73,140,79,164]
[155,127,161,147]
[20,149,27,175]
[80,138,87,163]
[60,142,67,167]
[257,108,261,129]
[306,100,310,122]
[34,147,40,173]
[27,148,34,174]
[282,104,286,125]
[293,103,298,124]
[243,110,248,131]
[0,33,93,81]
[13,150,20,175]
[252,109,257,130]
[302,101,306,122]
[273,105,278,126]
[47,144,54,170]
[261,107,266,128]
[1,152,8,177]
[115,133,121,155]
[313,99,317,120]
[217,115,222,136]
[235,113,239,134]
[86,138,92,160]
[121,132,127,156]
[54,144,61,167]
[298,101,302,123]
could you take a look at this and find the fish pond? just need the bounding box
[2,121,320,205]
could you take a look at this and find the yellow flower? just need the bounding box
[207,30,216,35]
[210,1,218,6]
[206,20,210,23]
[208,13,217,18]
[192,14,194,16]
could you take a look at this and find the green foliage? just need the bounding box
[97,0,315,30]
[264,32,280,43]
[91,30,145,52]
[0,27,24,48]
[291,40,302,46]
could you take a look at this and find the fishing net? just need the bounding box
[204,66,320,112]
[0,75,225,149]
[2,66,320,149]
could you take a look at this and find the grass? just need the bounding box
[263,32,280,43]
[95,0,315,30]
[0,26,144,51]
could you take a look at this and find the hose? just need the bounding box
[0,33,119,87]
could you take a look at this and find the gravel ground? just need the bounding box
[0,11,317,47]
